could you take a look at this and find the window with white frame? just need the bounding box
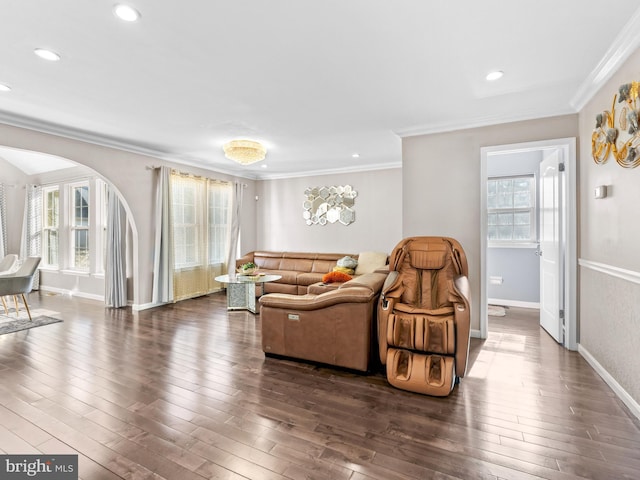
[172,177,202,269]
[42,186,59,267]
[70,182,90,271]
[487,175,536,243]
[208,182,230,264]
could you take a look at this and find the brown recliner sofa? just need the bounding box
[236,250,388,295]
[236,251,356,295]
[377,236,471,396]
[259,272,387,371]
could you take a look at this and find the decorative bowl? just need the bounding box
[238,264,258,275]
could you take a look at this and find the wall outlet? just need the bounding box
[489,276,503,285]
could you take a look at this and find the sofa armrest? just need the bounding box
[236,252,255,269]
[340,272,387,293]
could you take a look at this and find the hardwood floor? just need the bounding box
[0,294,638,479]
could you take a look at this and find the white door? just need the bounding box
[539,149,563,343]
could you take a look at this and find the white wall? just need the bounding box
[578,46,640,408]
[402,115,578,332]
[256,168,402,255]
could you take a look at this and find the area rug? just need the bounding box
[488,305,507,317]
[0,308,63,335]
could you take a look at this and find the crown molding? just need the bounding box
[394,106,576,138]
[570,7,640,111]
[0,110,261,180]
[256,161,402,180]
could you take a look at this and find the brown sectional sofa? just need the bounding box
[259,272,388,371]
[235,251,359,295]
[234,250,390,371]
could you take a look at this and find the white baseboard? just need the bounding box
[132,301,165,311]
[470,329,482,339]
[488,298,540,309]
[578,344,640,421]
[39,285,104,302]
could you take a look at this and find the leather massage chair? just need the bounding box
[378,237,471,396]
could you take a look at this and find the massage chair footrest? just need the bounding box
[386,348,456,397]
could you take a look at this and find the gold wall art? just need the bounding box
[303,185,357,226]
[592,81,640,168]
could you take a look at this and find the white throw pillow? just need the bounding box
[355,251,387,275]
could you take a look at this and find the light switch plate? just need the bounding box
[594,185,607,199]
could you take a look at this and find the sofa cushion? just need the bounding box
[355,251,388,275]
[296,272,326,287]
[311,259,338,273]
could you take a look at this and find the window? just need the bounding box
[70,183,90,270]
[487,175,536,243]
[208,183,230,264]
[170,172,231,301]
[42,187,59,267]
[172,178,202,269]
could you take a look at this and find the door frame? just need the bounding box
[480,137,577,350]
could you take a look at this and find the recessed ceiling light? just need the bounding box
[0,83,11,92]
[352,153,360,158]
[486,70,504,81]
[114,4,141,22]
[261,164,268,168]
[34,48,60,61]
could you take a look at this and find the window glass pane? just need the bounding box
[43,188,59,267]
[497,225,512,240]
[514,212,530,225]
[497,212,513,225]
[46,230,58,265]
[74,186,89,227]
[513,192,530,208]
[74,229,89,269]
[513,225,531,240]
[487,175,535,243]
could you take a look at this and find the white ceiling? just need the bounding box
[1,1,640,179]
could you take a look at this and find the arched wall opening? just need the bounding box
[0,144,140,306]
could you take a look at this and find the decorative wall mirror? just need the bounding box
[303,185,357,225]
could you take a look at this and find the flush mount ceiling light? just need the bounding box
[114,4,141,22]
[34,48,61,61]
[223,140,267,165]
[352,153,360,158]
[486,70,504,81]
[0,83,11,92]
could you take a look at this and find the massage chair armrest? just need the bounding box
[454,275,470,303]
[259,286,376,311]
[453,274,471,378]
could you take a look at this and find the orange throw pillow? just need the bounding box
[322,271,352,283]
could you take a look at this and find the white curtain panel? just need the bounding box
[105,187,128,308]
[0,184,6,258]
[20,185,42,289]
[226,182,244,276]
[152,166,174,304]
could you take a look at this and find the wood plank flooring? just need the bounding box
[0,294,638,479]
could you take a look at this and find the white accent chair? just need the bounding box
[0,257,41,320]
